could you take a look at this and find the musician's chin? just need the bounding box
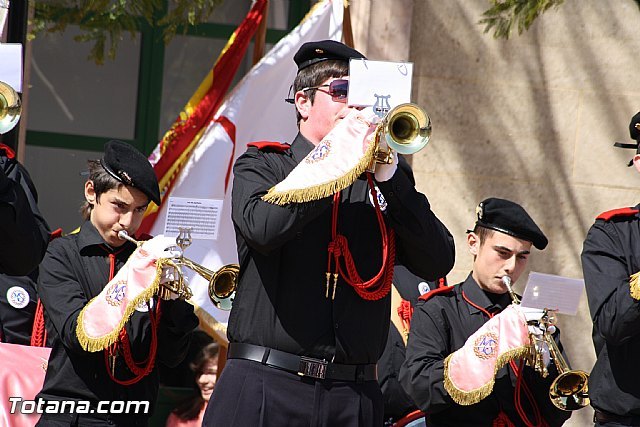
[109,231,126,247]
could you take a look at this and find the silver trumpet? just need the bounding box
[501,276,589,411]
[118,229,239,310]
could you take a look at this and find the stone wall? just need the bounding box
[349,1,640,425]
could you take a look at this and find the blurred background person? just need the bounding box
[166,343,220,427]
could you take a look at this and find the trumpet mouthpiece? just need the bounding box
[118,230,129,240]
[502,276,512,286]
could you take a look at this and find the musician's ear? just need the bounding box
[468,232,479,256]
[85,180,96,205]
[294,90,311,120]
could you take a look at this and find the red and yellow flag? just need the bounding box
[139,0,268,234]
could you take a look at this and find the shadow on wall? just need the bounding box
[405,1,640,426]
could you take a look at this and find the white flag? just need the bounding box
[149,0,344,344]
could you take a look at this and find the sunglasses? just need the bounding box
[300,79,349,102]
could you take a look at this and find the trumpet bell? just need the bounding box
[549,370,590,411]
[207,263,240,311]
[0,81,21,134]
[383,103,431,155]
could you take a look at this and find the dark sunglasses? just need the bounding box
[301,79,349,102]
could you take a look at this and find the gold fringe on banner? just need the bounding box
[443,345,530,406]
[630,271,640,300]
[261,131,378,205]
[76,258,175,353]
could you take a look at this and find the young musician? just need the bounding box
[582,111,640,426]
[35,140,198,426]
[203,40,455,426]
[400,198,572,426]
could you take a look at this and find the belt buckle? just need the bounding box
[298,356,328,379]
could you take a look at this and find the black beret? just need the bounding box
[293,40,365,72]
[100,140,160,205]
[474,198,548,250]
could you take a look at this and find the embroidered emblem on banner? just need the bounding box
[105,281,127,307]
[7,286,29,309]
[305,139,332,164]
[369,185,387,211]
[474,332,498,359]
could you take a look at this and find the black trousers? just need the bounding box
[203,358,384,427]
[36,412,148,426]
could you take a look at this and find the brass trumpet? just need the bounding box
[373,103,432,164]
[0,81,21,134]
[501,276,589,411]
[118,230,239,310]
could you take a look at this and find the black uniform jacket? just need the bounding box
[0,146,50,276]
[36,222,198,415]
[581,205,640,416]
[399,275,571,427]
[228,133,455,365]
[0,270,38,344]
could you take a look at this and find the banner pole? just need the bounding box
[252,0,269,65]
[342,0,354,48]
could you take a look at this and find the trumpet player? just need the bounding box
[35,140,198,426]
[581,111,640,427]
[203,40,455,427]
[400,198,571,426]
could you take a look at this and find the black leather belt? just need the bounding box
[228,342,377,382]
[594,409,640,425]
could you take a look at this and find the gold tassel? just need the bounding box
[76,258,174,352]
[261,134,377,205]
[443,345,530,406]
[630,271,640,300]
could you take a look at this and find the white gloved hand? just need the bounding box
[374,140,399,182]
[160,265,178,284]
[159,265,184,300]
[528,324,544,337]
[520,306,545,323]
[140,235,181,260]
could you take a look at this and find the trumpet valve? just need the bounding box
[373,148,394,165]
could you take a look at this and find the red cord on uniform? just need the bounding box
[326,173,394,300]
[397,299,413,333]
[31,300,47,347]
[101,245,161,385]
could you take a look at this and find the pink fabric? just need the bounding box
[267,109,377,196]
[0,342,51,427]
[165,405,206,427]
[447,304,529,393]
[79,248,159,345]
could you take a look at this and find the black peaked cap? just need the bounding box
[613,112,640,166]
[293,40,366,72]
[474,197,548,250]
[100,140,160,205]
[630,112,640,142]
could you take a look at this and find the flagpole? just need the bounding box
[342,0,354,48]
[252,0,269,65]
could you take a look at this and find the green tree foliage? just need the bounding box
[30,0,223,64]
[480,0,640,39]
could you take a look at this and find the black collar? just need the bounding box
[461,273,512,315]
[77,221,136,254]
[290,132,315,164]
